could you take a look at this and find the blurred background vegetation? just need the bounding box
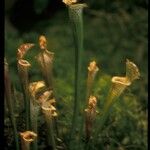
[5,0,148,149]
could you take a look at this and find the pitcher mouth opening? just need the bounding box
[112,76,131,86]
[20,131,37,142]
[18,59,31,67]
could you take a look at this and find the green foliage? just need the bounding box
[87,0,148,11]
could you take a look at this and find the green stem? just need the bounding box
[68,3,86,141]
[44,113,56,150]
[93,85,123,143]
[21,139,30,150]
[30,102,40,150]
[42,100,57,150]
[4,60,19,150]
[18,59,31,130]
